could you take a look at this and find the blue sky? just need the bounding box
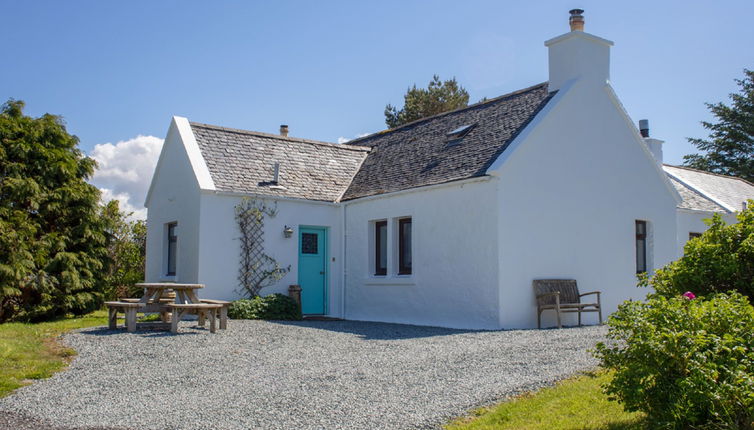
[2,1,752,215]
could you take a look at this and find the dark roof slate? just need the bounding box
[341,83,555,200]
[191,122,369,202]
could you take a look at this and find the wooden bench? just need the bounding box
[164,303,223,334]
[533,279,602,329]
[199,299,231,330]
[104,301,146,332]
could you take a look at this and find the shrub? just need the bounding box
[594,292,754,428]
[228,294,301,320]
[644,202,754,301]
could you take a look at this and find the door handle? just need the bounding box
[319,271,325,275]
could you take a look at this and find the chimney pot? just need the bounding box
[569,8,585,31]
[639,119,650,138]
[280,124,289,137]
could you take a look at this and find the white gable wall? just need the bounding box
[145,119,204,283]
[197,193,344,314]
[492,78,678,329]
[343,178,500,330]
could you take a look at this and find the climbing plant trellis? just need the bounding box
[235,198,290,298]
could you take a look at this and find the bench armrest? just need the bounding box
[579,291,601,297]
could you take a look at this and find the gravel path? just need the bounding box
[0,320,606,430]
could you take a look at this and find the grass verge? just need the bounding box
[0,311,109,398]
[445,371,645,430]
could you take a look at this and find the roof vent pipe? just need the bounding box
[639,119,650,138]
[272,162,280,184]
[569,9,585,31]
[280,124,289,137]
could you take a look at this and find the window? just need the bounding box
[301,233,318,254]
[398,218,412,275]
[689,232,702,240]
[635,220,647,274]
[374,221,387,276]
[167,222,177,276]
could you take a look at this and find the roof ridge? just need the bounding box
[189,121,371,153]
[346,82,550,145]
[663,163,754,187]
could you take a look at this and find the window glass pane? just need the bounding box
[636,238,646,273]
[375,221,387,275]
[378,224,387,269]
[399,219,412,274]
[301,233,318,254]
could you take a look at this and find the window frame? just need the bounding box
[635,220,647,274]
[398,217,412,275]
[167,222,177,276]
[374,220,387,276]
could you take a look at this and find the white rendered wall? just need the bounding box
[197,193,344,316]
[343,179,500,330]
[492,78,679,329]
[145,121,203,284]
[676,210,737,257]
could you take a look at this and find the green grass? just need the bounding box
[445,371,646,430]
[0,311,109,398]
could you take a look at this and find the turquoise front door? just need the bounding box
[298,227,327,314]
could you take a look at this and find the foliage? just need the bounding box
[384,75,469,128]
[235,198,290,298]
[0,310,109,397]
[594,292,754,428]
[642,203,754,301]
[0,100,108,322]
[228,294,301,320]
[684,69,754,183]
[100,200,146,299]
[445,371,645,430]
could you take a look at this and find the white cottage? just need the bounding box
[143,11,750,329]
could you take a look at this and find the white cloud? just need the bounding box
[337,133,370,144]
[89,135,163,220]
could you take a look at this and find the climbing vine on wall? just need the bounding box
[235,198,290,298]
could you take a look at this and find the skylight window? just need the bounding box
[447,124,475,137]
[445,123,476,147]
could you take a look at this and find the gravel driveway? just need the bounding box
[0,320,606,430]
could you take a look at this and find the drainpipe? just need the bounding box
[341,202,348,319]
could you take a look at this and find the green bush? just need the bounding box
[228,294,301,320]
[595,292,754,428]
[644,202,754,300]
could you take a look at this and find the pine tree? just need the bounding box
[384,75,469,129]
[684,69,754,182]
[0,100,108,322]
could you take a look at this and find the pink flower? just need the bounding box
[682,291,696,300]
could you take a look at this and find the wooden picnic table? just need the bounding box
[108,282,228,333]
[134,282,204,308]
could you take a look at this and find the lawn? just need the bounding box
[0,311,109,397]
[445,371,646,430]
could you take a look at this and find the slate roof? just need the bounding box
[190,122,369,202]
[663,164,754,213]
[341,83,555,200]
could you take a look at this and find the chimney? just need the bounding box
[639,119,664,165]
[569,9,584,31]
[639,119,650,138]
[279,124,289,137]
[544,9,614,91]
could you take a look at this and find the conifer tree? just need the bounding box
[384,75,469,128]
[684,69,754,182]
[0,100,108,321]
